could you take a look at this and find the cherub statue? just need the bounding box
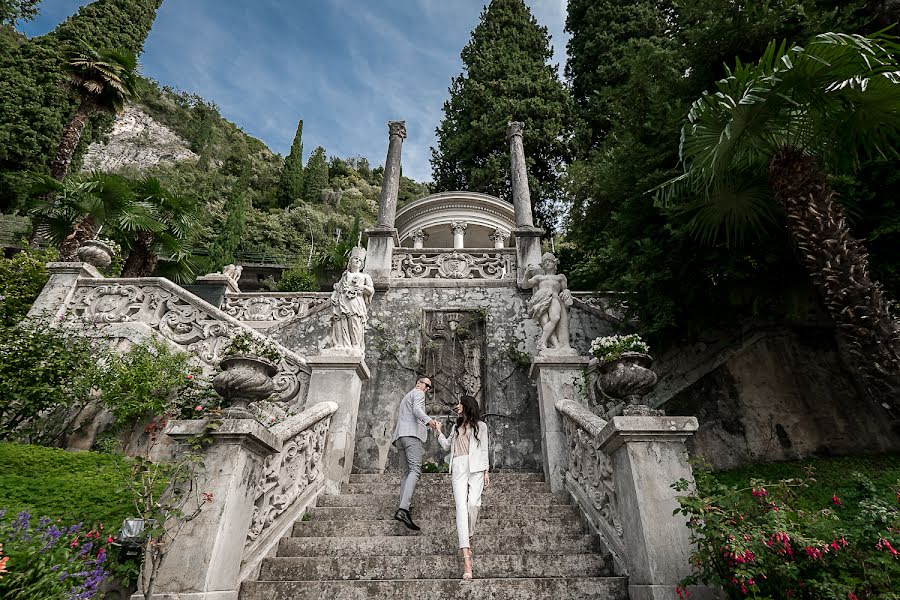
[327,246,375,354]
[522,252,574,353]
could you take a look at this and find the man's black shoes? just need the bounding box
[394,508,420,531]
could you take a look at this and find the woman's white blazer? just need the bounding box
[437,421,490,474]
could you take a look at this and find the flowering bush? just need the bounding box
[589,333,650,362]
[673,469,900,599]
[221,331,282,364]
[0,510,110,600]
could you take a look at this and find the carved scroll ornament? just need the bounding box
[391,251,513,280]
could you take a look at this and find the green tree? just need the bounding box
[52,0,162,56]
[303,145,328,204]
[658,33,900,407]
[277,119,304,207]
[430,0,573,228]
[207,176,249,271]
[0,0,41,26]
[50,46,142,180]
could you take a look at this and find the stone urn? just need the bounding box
[212,355,278,419]
[76,239,114,269]
[595,352,658,406]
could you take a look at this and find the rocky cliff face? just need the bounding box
[81,105,199,172]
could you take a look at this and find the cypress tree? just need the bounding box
[208,169,250,271]
[278,119,304,207]
[303,146,328,204]
[430,0,572,228]
[53,0,163,56]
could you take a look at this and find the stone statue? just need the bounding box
[223,264,243,284]
[522,252,574,353]
[327,246,374,354]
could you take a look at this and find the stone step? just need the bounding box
[308,504,578,522]
[241,576,629,600]
[348,472,545,484]
[291,517,586,538]
[317,492,569,508]
[258,553,609,581]
[341,480,552,495]
[278,534,603,557]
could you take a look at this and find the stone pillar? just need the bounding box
[513,227,543,286]
[376,121,407,229]
[27,262,103,320]
[506,122,534,228]
[489,228,509,249]
[450,221,468,249]
[365,122,406,289]
[597,416,700,600]
[304,355,371,494]
[134,419,280,600]
[411,229,428,249]
[529,355,591,493]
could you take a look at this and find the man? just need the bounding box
[392,376,439,531]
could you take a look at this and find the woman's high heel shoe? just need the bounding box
[461,548,473,580]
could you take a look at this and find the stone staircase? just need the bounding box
[240,472,628,600]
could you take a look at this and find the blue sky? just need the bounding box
[21,0,570,183]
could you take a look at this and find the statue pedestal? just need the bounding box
[363,227,399,290]
[529,354,591,492]
[597,416,700,600]
[304,355,370,494]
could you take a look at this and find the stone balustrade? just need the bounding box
[222,292,331,329]
[391,248,516,282]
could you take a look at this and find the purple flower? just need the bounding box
[13,510,30,532]
[41,525,64,552]
[38,516,51,528]
[76,540,92,557]
[66,523,82,535]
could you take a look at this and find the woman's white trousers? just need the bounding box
[451,454,485,548]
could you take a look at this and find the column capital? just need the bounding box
[506,121,525,140]
[489,227,510,242]
[450,221,468,235]
[411,228,428,244]
[388,120,407,139]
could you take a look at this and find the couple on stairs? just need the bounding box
[392,376,491,581]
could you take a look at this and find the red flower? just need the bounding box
[202,492,214,503]
[70,538,79,547]
[186,374,194,379]
[107,536,114,543]
[832,494,843,506]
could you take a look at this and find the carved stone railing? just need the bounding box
[222,292,331,329]
[391,248,516,280]
[67,277,310,407]
[241,400,337,578]
[556,398,626,569]
[571,291,629,326]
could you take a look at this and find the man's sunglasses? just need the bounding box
[423,383,434,390]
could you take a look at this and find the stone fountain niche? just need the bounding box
[420,310,486,419]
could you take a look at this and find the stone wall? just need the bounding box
[270,283,616,473]
[663,326,900,469]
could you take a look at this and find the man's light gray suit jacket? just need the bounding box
[392,388,431,445]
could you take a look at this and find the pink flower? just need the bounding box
[195,405,203,411]
[186,374,193,379]
[107,536,114,543]
[202,492,214,503]
[752,487,768,498]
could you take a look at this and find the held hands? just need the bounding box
[483,471,490,489]
[427,419,441,432]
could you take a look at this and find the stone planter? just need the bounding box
[76,239,114,269]
[595,351,658,407]
[212,355,278,419]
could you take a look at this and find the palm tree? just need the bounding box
[49,46,142,181]
[658,33,900,411]
[120,177,198,280]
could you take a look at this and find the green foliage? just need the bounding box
[222,331,282,364]
[422,460,449,474]
[312,216,361,280]
[276,264,319,292]
[0,0,41,26]
[303,146,328,204]
[206,182,248,271]
[0,319,103,446]
[0,244,56,325]
[278,119,304,208]
[0,442,135,530]
[52,0,162,57]
[675,457,900,598]
[430,0,573,228]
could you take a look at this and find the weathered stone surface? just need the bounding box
[308,503,580,522]
[81,105,199,172]
[290,516,586,538]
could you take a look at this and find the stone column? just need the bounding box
[529,355,591,493]
[506,122,544,285]
[411,229,428,249]
[450,221,468,249]
[27,262,103,320]
[489,228,509,249]
[597,416,700,600]
[134,419,280,600]
[365,122,406,289]
[304,355,371,494]
[376,121,407,229]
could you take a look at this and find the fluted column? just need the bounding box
[376,121,407,228]
[411,229,428,249]
[450,221,468,249]
[507,122,534,228]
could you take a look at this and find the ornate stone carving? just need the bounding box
[76,239,114,268]
[450,221,468,235]
[222,294,329,323]
[388,120,407,139]
[246,413,331,543]
[506,121,525,139]
[489,228,509,248]
[421,310,485,411]
[411,229,428,249]
[325,246,374,355]
[522,252,575,354]
[222,264,242,286]
[68,280,309,405]
[213,356,277,418]
[596,352,659,410]
[391,251,513,280]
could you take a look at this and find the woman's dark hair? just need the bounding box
[456,395,482,441]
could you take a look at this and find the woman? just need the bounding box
[435,395,490,580]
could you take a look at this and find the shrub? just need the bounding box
[222,330,281,363]
[673,467,900,599]
[0,510,111,600]
[589,333,650,362]
[275,264,319,292]
[0,244,57,325]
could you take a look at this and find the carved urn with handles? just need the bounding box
[212,355,277,419]
[595,351,658,406]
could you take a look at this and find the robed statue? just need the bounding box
[327,246,374,354]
